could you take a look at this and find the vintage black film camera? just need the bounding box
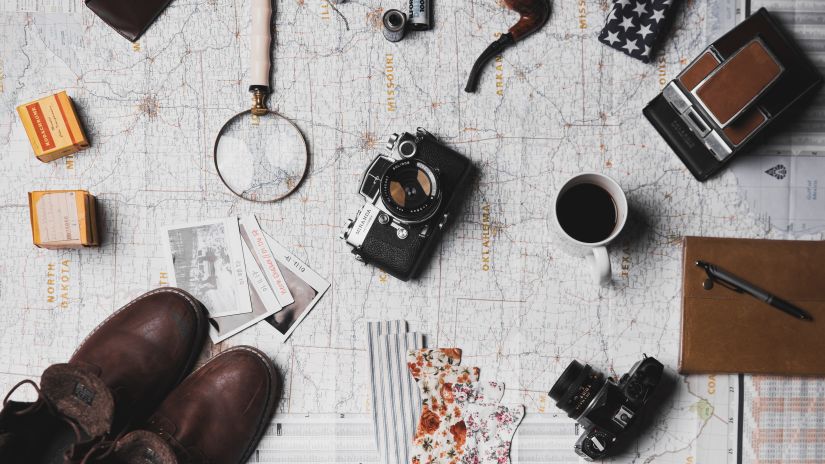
[549,356,664,461]
[341,128,474,281]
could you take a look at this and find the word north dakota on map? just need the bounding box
[45,260,72,309]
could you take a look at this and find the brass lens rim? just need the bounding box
[213,109,309,203]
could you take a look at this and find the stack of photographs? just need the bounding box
[161,215,329,343]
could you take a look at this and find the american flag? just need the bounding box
[598,0,678,63]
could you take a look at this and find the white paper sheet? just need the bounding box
[731,0,825,234]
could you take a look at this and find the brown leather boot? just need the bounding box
[101,346,280,464]
[0,288,207,464]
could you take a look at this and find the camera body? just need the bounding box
[342,128,474,281]
[549,356,664,461]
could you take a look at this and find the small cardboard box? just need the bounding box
[29,190,99,249]
[17,91,89,163]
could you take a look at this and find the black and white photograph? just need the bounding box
[208,240,284,343]
[162,218,252,318]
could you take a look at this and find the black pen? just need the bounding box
[696,260,814,321]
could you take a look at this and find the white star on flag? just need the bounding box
[599,0,674,63]
[604,30,621,45]
[621,39,639,54]
[638,23,653,39]
[619,15,636,32]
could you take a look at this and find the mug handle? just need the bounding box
[585,246,611,286]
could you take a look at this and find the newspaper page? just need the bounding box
[742,376,825,463]
[730,0,825,234]
[249,414,379,463]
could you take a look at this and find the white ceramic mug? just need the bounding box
[551,173,628,286]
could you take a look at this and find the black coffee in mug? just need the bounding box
[556,183,617,243]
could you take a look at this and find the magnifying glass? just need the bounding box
[214,0,309,202]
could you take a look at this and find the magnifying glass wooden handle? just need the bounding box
[251,0,272,91]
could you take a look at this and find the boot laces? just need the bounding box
[3,379,86,441]
[3,379,122,464]
[76,432,124,464]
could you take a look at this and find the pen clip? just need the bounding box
[709,277,744,293]
[697,261,743,293]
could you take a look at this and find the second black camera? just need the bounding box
[549,356,664,461]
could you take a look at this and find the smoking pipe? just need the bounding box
[465,0,551,93]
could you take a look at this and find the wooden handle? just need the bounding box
[251,0,272,88]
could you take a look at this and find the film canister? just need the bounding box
[382,9,407,42]
[408,0,432,30]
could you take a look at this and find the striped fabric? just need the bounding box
[367,321,425,464]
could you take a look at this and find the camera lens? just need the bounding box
[549,361,606,419]
[380,159,440,222]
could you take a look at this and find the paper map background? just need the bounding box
[0,0,822,462]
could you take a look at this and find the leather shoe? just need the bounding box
[69,288,208,433]
[106,346,279,464]
[0,288,207,463]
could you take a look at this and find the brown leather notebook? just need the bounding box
[680,236,825,376]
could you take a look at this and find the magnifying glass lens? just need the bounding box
[214,111,308,202]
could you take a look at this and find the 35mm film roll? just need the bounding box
[383,9,407,42]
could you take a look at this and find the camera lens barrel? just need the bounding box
[550,360,606,419]
[379,159,441,223]
[549,360,585,402]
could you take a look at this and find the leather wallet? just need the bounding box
[680,236,825,376]
[85,0,173,42]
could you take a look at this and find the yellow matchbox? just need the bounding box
[29,190,99,249]
[17,91,89,163]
